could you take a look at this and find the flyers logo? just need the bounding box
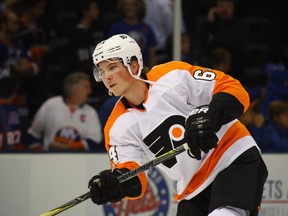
[143,115,186,168]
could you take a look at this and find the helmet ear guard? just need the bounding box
[92,34,143,82]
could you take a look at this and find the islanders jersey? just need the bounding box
[28,96,102,151]
[0,102,24,151]
[103,61,259,201]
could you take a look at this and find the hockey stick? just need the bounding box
[40,143,189,216]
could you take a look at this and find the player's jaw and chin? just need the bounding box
[102,67,136,97]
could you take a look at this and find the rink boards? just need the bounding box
[0,153,287,216]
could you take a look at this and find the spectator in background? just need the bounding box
[0,10,38,110]
[259,100,288,152]
[107,0,158,68]
[0,9,38,78]
[192,0,246,82]
[70,0,103,73]
[264,100,288,152]
[238,101,265,136]
[143,0,186,63]
[18,0,50,63]
[17,0,51,119]
[0,0,22,13]
[0,76,25,151]
[27,72,103,151]
[69,0,107,108]
[164,32,195,64]
[259,62,288,119]
[238,86,266,151]
[96,0,120,33]
[180,33,194,64]
[200,47,232,73]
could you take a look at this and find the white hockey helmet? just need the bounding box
[92,34,143,82]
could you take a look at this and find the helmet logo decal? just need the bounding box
[119,34,128,39]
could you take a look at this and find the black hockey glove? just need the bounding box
[88,169,125,205]
[184,105,221,160]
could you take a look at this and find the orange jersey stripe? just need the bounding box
[174,121,251,200]
[147,61,193,82]
[212,70,250,112]
[147,62,249,112]
[104,100,127,151]
[104,101,148,199]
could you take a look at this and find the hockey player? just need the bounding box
[88,34,268,216]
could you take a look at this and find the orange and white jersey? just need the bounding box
[104,61,258,201]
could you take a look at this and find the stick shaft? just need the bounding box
[40,192,90,216]
[40,143,189,216]
[118,143,189,182]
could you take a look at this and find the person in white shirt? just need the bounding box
[27,72,103,151]
[143,0,186,62]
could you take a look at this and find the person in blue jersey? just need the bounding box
[259,100,288,152]
[0,76,25,151]
[107,0,158,68]
[0,9,39,117]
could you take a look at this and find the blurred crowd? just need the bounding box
[0,0,288,153]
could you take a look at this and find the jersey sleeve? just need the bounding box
[212,69,250,113]
[147,61,249,116]
[211,69,250,124]
[103,102,148,199]
[188,66,250,125]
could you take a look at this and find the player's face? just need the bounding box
[98,60,135,96]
